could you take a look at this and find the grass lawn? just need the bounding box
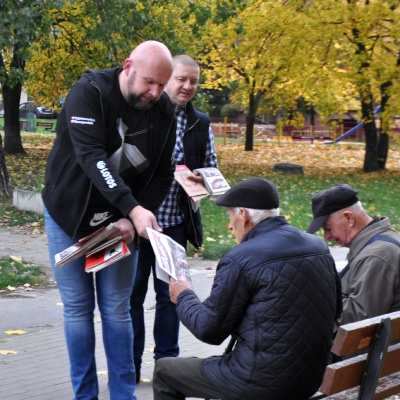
[2,132,400,260]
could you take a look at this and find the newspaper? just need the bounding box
[146,227,192,286]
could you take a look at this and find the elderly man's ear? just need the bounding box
[343,210,355,225]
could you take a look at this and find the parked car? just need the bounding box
[0,101,58,119]
[19,101,58,119]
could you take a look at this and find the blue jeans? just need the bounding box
[45,208,138,400]
[130,224,187,367]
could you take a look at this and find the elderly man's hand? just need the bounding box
[169,278,192,304]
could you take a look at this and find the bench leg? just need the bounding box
[358,317,391,400]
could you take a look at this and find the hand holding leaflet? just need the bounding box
[174,165,230,208]
[193,167,230,200]
[146,227,192,287]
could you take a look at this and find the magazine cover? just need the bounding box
[85,241,131,273]
[54,223,120,267]
[193,167,230,198]
[146,227,192,286]
[175,165,230,203]
[174,165,209,202]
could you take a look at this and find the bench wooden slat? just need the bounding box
[309,311,400,399]
[331,310,400,356]
[315,371,400,399]
[320,343,400,396]
[36,121,54,131]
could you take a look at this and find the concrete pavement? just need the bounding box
[0,227,226,399]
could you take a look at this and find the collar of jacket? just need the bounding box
[242,216,289,243]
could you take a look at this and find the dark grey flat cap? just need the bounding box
[306,184,359,234]
[215,178,279,209]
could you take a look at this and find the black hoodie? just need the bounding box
[42,68,176,237]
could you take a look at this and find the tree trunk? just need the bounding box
[377,81,392,170]
[3,82,26,155]
[244,89,263,151]
[360,95,379,172]
[245,113,255,151]
[0,133,13,198]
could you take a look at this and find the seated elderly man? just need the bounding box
[307,183,400,329]
[153,177,341,400]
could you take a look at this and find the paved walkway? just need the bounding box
[0,228,226,400]
[0,227,349,400]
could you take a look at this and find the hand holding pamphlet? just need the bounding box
[174,165,230,207]
[193,167,230,201]
[146,227,192,286]
[54,223,131,272]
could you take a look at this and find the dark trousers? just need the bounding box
[130,223,187,366]
[153,357,226,400]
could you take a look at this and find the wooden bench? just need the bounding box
[35,121,54,131]
[310,310,400,399]
[226,130,239,138]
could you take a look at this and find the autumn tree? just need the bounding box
[187,1,326,150]
[26,0,187,107]
[0,0,61,155]
[291,0,400,172]
[1,0,184,197]
[0,0,61,197]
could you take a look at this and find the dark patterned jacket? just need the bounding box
[176,216,341,400]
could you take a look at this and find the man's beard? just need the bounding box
[127,71,158,110]
[127,94,157,110]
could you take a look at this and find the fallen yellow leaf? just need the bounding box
[0,350,18,355]
[97,370,108,375]
[10,256,22,263]
[5,330,27,335]
[7,285,16,291]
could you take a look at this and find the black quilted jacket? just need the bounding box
[176,216,341,400]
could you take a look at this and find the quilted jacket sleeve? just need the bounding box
[176,256,250,345]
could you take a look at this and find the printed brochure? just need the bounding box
[174,165,230,206]
[146,227,192,286]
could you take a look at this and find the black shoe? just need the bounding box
[134,360,141,384]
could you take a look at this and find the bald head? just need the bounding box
[129,41,173,67]
[119,41,173,110]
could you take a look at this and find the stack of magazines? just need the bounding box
[54,223,130,273]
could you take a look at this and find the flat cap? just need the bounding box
[306,184,359,234]
[215,177,279,209]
